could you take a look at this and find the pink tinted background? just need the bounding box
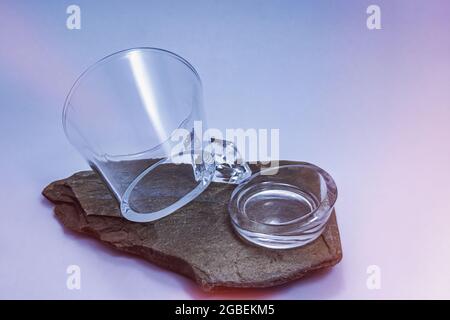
[0,0,449,299]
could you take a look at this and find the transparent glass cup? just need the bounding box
[63,48,250,222]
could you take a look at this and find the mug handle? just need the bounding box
[208,138,252,184]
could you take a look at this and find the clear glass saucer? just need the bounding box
[228,163,338,249]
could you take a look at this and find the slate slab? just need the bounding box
[42,161,342,291]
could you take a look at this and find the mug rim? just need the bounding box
[62,47,203,157]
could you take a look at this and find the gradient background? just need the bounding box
[1,0,449,299]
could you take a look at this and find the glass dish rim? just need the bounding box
[228,163,338,232]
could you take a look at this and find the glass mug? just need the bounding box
[63,47,251,222]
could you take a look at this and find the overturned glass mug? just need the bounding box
[63,47,337,249]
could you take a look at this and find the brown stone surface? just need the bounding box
[42,161,342,291]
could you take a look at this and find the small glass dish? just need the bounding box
[228,163,338,249]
